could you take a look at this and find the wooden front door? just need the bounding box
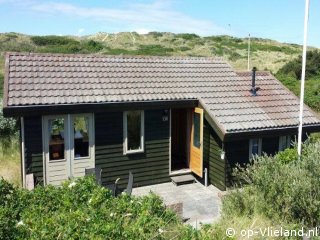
[190,107,203,177]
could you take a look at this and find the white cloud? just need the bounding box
[134,28,150,35]
[30,1,228,36]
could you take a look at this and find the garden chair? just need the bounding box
[105,178,120,197]
[85,167,102,185]
[122,171,134,196]
[85,167,118,196]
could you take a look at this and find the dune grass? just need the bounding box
[0,137,21,186]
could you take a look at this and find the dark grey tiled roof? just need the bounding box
[3,52,320,133]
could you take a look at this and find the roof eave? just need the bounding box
[223,124,320,142]
[3,99,198,117]
[198,99,226,141]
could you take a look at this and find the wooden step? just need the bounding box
[171,174,196,186]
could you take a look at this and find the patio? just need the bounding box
[132,182,222,228]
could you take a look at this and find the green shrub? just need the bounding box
[0,101,18,139]
[84,40,104,52]
[176,33,200,40]
[31,36,78,46]
[278,50,320,80]
[137,44,174,56]
[0,176,184,239]
[148,32,164,38]
[3,33,18,41]
[229,139,320,227]
[275,148,298,164]
[228,51,243,61]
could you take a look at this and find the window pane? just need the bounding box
[279,136,286,151]
[127,111,141,151]
[251,139,259,155]
[193,112,201,148]
[49,118,65,161]
[74,116,89,158]
[279,136,290,151]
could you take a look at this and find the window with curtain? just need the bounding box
[124,111,144,154]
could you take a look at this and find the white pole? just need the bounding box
[247,33,251,71]
[297,0,310,157]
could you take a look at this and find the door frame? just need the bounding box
[42,113,95,184]
[169,108,193,175]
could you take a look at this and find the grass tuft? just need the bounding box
[0,138,21,186]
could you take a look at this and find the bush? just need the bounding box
[31,36,78,46]
[148,32,164,38]
[228,139,320,227]
[0,101,18,139]
[176,33,200,40]
[137,45,174,56]
[0,176,186,239]
[84,40,104,52]
[278,50,320,80]
[275,148,298,164]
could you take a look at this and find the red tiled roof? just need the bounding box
[3,52,320,133]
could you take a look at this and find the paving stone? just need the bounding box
[132,182,222,227]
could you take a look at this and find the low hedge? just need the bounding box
[0,176,182,239]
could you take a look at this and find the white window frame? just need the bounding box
[278,135,291,152]
[123,110,145,154]
[43,115,69,163]
[249,138,262,159]
[70,113,94,160]
[42,113,95,183]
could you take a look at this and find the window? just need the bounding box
[48,118,65,161]
[193,112,201,148]
[249,138,262,158]
[124,111,144,154]
[73,116,90,158]
[279,136,291,151]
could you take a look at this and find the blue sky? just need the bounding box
[1,0,320,47]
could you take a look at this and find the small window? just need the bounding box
[124,111,144,154]
[74,116,90,159]
[279,136,291,151]
[249,138,262,158]
[193,112,201,148]
[48,118,65,161]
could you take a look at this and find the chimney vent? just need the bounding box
[250,67,259,96]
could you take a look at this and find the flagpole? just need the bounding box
[297,0,310,157]
[247,33,251,71]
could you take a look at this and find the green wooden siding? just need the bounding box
[95,109,170,188]
[24,116,43,184]
[203,119,225,190]
[225,139,249,188]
